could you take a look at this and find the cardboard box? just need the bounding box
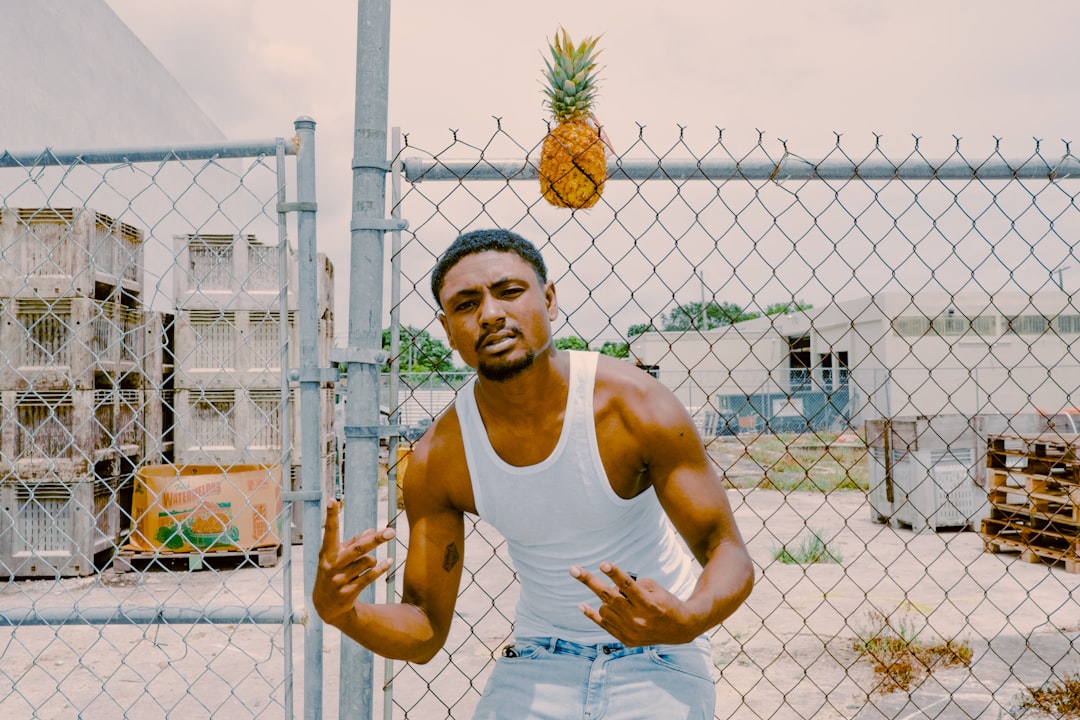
[128,464,283,553]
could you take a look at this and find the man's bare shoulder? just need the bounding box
[595,354,675,405]
[405,400,476,515]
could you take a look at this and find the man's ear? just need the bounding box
[437,311,457,351]
[545,282,559,322]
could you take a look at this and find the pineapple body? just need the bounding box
[538,28,607,210]
[540,118,606,209]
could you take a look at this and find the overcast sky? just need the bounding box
[101,1,1080,342]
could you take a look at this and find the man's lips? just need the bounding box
[477,329,520,352]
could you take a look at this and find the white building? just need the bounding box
[630,290,1080,432]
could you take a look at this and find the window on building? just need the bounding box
[1003,315,1049,335]
[894,316,930,337]
[1053,314,1080,335]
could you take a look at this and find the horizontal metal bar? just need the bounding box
[0,605,304,626]
[402,156,1080,183]
[277,201,318,213]
[350,217,409,232]
[283,490,323,502]
[0,139,297,168]
[329,347,389,366]
[288,367,340,383]
[344,424,406,439]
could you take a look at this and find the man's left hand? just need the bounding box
[569,562,697,646]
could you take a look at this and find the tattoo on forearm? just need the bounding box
[442,542,460,573]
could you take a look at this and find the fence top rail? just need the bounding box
[402,155,1080,183]
[0,138,297,169]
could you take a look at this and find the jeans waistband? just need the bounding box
[539,637,646,660]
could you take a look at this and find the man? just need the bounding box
[314,229,754,719]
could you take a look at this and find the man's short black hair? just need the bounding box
[431,229,548,308]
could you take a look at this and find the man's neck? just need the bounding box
[474,347,570,419]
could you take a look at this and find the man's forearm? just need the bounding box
[330,601,446,664]
[684,543,755,638]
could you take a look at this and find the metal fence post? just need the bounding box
[342,1,396,718]
[293,116,326,720]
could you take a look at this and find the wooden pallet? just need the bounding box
[981,434,1080,574]
[112,545,281,573]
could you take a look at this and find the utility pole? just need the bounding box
[1053,266,1071,291]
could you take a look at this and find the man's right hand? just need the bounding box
[312,499,396,626]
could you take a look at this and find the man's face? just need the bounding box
[437,251,557,382]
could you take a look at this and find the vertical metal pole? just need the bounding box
[344,2,393,718]
[274,137,297,720]
[293,116,325,720]
[381,127,404,720]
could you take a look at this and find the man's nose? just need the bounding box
[478,294,504,324]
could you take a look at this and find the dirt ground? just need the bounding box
[2,475,1079,719]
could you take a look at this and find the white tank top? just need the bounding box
[456,350,697,643]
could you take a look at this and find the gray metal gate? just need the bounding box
[0,118,330,719]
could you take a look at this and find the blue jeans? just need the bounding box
[471,636,716,719]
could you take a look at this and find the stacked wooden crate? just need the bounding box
[171,233,335,539]
[0,207,153,577]
[981,432,1080,573]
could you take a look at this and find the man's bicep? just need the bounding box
[399,501,466,635]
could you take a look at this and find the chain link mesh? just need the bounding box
[0,146,320,718]
[375,123,1080,718]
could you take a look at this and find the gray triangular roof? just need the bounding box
[0,0,226,151]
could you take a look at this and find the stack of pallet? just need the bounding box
[170,233,336,540]
[981,432,1080,573]
[0,207,154,577]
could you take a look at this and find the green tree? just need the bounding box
[764,300,813,316]
[662,301,759,331]
[381,326,456,374]
[554,336,589,351]
[627,322,654,337]
[599,340,629,358]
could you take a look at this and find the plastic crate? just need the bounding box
[171,386,335,467]
[172,309,331,389]
[866,414,988,532]
[287,452,339,542]
[0,207,143,298]
[173,234,333,313]
[0,388,144,480]
[0,474,127,578]
[0,297,146,391]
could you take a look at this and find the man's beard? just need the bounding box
[477,350,536,382]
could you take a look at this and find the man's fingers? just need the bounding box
[320,499,341,554]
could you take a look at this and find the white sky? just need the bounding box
[99,1,1080,343]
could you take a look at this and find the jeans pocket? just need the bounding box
[645,641,715,683]
[501,637,550,660]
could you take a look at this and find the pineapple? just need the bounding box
[539,28,608,209]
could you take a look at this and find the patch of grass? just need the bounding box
[773,529,843,564]
[1016,672,1080,717]
[852,608,972,695]
[709,431,869,492]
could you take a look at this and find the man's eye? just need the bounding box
[455,300,476,312]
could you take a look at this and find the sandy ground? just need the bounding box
[1,485,1078,719]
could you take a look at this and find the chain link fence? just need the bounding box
[0,125,331,719]
[373,123,1080,718]
[2,116,1080,718]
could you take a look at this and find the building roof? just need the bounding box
[0,0,226,152]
